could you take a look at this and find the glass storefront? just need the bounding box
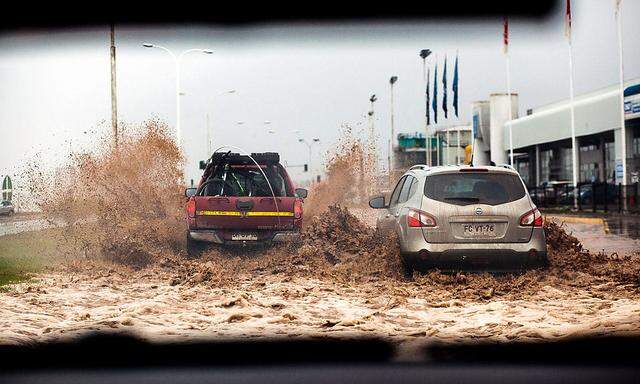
[540,149,552,183]
[604,141,615,183]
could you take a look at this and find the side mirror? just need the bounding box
[369,196,386,209]
[295,188,308,199]
[185,188,197,198]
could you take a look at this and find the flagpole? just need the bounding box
[569,45,578,209]
[437,127,440,166]
[616,0,627,190]
[506,50,514,167]
[423,58,430,166]
[432,54,438,166]
[446,128,450,165]
[567,0,578,210]
[504,17,514,167]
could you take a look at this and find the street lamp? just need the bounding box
[142,43,213,148]
[389,76,398,177]
[419,49,432,165]
[298,138,320,174]
[368,93,377,138]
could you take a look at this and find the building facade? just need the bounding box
[471,79,640,188]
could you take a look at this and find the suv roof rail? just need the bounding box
[497,163,516,170]
[409,164,429,171]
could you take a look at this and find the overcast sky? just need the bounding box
[1,0,639,183]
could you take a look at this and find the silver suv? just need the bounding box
[369,164,547,272]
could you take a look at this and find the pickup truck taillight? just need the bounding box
[294,199,303,219]
[187,197,196,218]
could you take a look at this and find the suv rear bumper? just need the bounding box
[402,248,548,271]
[188,230,299,245]
[401,228,548,271]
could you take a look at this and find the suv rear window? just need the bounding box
[424,172,526,206]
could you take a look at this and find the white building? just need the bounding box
[471,78,640,187]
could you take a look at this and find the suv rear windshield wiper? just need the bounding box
[443,197,480,202]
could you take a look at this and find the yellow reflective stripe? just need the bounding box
[196,210,242,216]
[196,210,294,217]
[246,211,294,217]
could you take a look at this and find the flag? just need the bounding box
[565,0,572,43]
[442,56,448,119]
[426,68,430,125]
[432,61,438,124]
[453,53,459,118]
[503,17,509,54]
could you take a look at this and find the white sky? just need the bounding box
[1,0,639,183]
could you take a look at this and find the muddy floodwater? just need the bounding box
[3,123,639,357]
[2,210,639,356]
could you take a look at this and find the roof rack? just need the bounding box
[199,152,281,170]
[497,164,516,170]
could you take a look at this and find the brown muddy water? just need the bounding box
[1,121,639,355]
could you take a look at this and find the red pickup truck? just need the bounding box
[184,152,307,256]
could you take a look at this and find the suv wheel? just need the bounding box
[401,255,415,278]
[536,254,550,269]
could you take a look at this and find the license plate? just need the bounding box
[462,223,496,237]
[231,233,258,241]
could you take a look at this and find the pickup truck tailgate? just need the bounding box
[194,196,296,230]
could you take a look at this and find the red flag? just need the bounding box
[565,0,572,42]
[503,17,509,54]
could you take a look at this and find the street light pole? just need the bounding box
[368,94,377,143]
[298,138,320,178]
[110,24,118,149]
[420,49,432,166]
[142,43,213,148]
[389,76,398,178]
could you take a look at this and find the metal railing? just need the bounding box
[528,182,640,213]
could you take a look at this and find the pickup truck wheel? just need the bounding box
[186,234,206,258]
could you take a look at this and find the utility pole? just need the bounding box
[110,24,118,149]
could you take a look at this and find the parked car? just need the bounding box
[369,164,547,272]
[0,200,14,216]
[557,183,618,206]
[184,152,307,256]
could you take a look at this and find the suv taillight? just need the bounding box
[407,208,437,228]
[187,197,196,218]
[520,208,542,227]
[294,199,303,219]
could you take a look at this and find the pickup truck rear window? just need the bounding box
[199,165,289,197]
[424,172,526,206]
